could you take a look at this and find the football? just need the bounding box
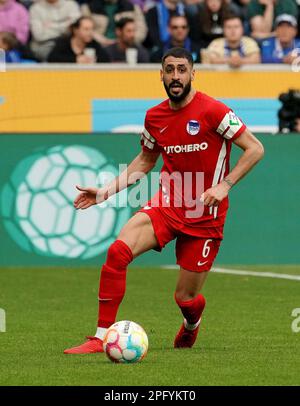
[103,321,148,363]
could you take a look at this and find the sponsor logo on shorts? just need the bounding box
[197,260,208,266]
[164,143,208,154]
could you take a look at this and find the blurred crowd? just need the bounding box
[0,0,300,66]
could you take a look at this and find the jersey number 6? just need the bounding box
[202,239,213,258]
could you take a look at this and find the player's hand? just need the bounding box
[74,185,109,210]
[200,181,231,207]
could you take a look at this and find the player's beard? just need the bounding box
[164,79,192,103]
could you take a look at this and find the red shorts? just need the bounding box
[138,206,221,273]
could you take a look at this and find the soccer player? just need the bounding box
[64,47,264,354]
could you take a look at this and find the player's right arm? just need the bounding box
[74,149,160,210]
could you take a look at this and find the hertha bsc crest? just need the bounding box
[186,120,200,135]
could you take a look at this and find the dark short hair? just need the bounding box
[162,47,194,66]
[0,32,18,49]
[115,17,135,31]
[168,14,189,27]
[223,13,242,26]
[70,17,93,34]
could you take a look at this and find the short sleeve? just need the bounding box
[209,101,247,141]
[140,115,161,153]
[207,39,225,57]
[243,37,260,55]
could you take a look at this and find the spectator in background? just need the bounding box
[144,0,186,50]
[230,0,252,34]
[0,0,29,44]
[248,0,298,39]
[130,0,156,12]
[150,14,200,62]
[232,0,251,18]
[261,14,300,64]
[81,0,147,47]
[30,0,81,61]
[105,17,149,62]
[188,0,234,48]
[184,0,202,18]
[0,31,36,62]
[231,0,251,32]
[48,16,110,63]
[207,14,261,66]
[0,32,21,62]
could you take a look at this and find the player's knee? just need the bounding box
[105,239,133,270]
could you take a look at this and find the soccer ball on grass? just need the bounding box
[103,321,148,363]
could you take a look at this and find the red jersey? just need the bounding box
[140,91,246,239]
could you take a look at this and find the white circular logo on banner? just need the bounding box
[1,145,130,259]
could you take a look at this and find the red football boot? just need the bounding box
[174,319,201,349]
[64,336,104,354]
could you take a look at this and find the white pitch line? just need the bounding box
[213,267,300,281]
[161,265,300,281]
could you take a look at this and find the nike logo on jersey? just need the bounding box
[160,126,168,133]
[197,260,208,266]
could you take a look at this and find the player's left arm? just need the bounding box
[201,129,264,207]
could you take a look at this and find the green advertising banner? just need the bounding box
[0,133,299,266]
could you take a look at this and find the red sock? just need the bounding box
[175,294,206,325]
[98,240,133,328]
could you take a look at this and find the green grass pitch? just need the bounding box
[0,265,300,386]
